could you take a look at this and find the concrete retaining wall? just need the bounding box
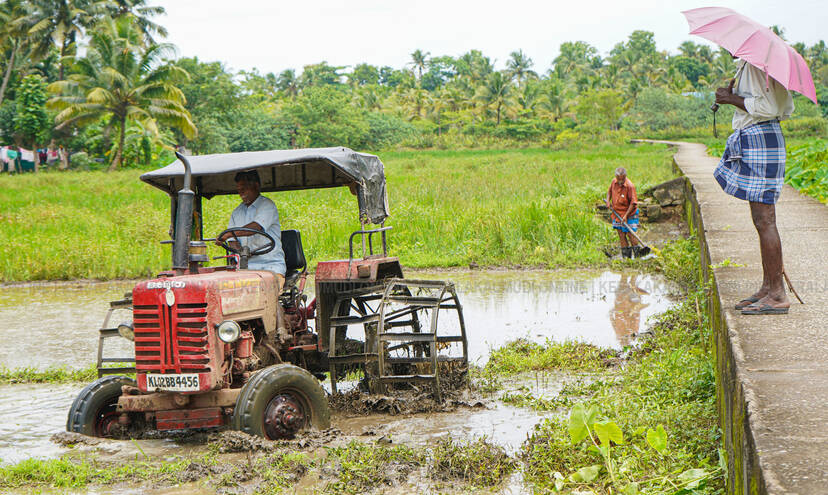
[656,139,828,495]
[679,165,768,495]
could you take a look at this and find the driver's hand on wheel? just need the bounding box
[215,232,232,246]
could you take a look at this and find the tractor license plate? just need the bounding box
[146,374,200,392]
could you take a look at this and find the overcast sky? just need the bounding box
[155,0,825,75]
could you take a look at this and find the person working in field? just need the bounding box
[605,167,642,258]
[215,170,286,291]
[713,58,793,315]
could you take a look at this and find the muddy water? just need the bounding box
[335,372,573,455]
[0,280,136,370]
[410,269,673,365]
[0,269,672,492]
[0,270,672,370]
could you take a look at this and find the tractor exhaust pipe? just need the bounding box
[172,151,194,274]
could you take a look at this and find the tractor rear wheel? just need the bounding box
[67,375,134,437]
[232,364,330,440]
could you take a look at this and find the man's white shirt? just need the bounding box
[732,60,794,130]
[227,194,286,275]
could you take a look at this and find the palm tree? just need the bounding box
[515,79,543,117]
[540,75,568,121]
[399,87,431,120]
[276,69,299,97]
[102,0,167,43]
[25,0,100,79]
[553,41,598,81]
[506,49,537,85]
[475,71,512,125]
[409,49,430,82]
[48,17,196,170]
[678,41,699,58]
[0,0,30,107]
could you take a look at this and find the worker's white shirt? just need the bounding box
[731,60,794,130]
[228,195,286,275]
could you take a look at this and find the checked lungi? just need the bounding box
[611,210,639,232]
[713,120,786,204]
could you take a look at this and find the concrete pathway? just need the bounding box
[638,140,828,494]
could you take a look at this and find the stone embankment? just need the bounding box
[634,139,828,494]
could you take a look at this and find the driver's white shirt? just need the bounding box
[228,194,286,275]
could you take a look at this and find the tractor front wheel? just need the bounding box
[232,364,330,440]
[67,375,134,437]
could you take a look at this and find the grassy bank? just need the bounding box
[0,364,97,385]
[0,143,676,282]
[488,237,724,493]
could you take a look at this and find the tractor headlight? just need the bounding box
[217,320,241,343]
[117,321,135,341]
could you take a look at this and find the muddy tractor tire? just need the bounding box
[232,364,330,440]
[67,375,134,437]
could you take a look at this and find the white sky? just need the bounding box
[156,0,825,75]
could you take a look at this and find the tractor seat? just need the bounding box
[281,230,306,291]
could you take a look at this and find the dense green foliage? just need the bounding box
[47,17,194,170]
[0,143,676,281]
[13,74,49,157]
[786,139,828,202]
[0,2,825,168]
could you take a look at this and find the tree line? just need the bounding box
[1,0,826,171]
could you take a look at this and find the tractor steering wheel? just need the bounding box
[217,227,275,257]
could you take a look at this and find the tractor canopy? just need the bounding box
[140,147,390,224]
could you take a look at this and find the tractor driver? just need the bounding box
[215,170,286,291]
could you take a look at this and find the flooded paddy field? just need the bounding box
[0,269,673,370]
[0,269,675,493]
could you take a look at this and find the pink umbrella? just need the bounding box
[682,6,817,104]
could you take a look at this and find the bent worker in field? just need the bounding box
[714,58,793,315]
[215,170,286,291]
[605,167,641,258]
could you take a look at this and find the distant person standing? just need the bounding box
[606,167,641,258]
[714,58,793,314]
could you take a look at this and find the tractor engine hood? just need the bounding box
[131,270,279,392]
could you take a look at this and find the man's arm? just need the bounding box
[605,185,613,208]
[216,222,264,244]
[716,79,747,112]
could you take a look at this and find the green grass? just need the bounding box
[322,440,424,494]
[520,292,722,493]
[0,143,677,282]
[429,436,516,488]
[481,237,725,493]
[0,364,98,384]
[0,363,137,384]
[0,453,214,489]
[485,339,614,375]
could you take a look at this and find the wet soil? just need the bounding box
[0,269,675,494]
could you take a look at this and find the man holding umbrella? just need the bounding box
[713,58,792,314]
[683,7,817,315]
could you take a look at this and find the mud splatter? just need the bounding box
[208,430,277,453]
[50,431,101,447]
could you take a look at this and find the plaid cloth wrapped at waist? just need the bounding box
[611,210,639,232]
[713,120,786,204]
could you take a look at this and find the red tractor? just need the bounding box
[69,148,468,440]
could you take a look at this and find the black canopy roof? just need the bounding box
[140,147,389,224]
